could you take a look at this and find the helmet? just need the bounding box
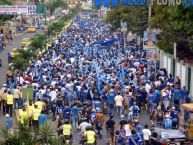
[64,119,69,124]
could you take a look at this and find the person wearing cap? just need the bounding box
[6,90,14,117]
[5,114,13,134]
[163,113,172,129]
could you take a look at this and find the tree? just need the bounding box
[50,0,68,15]
[31,34,46,50]
[0,0,13,23]
[0,0,12,5]
[106,6,148,36]
[151,6,193,53]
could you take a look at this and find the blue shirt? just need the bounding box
[63,107,71,118]
[5,117,13,129]
[181,89,188,100]
[38,114,47,126]
[173,89,180,100]
[107,93,115,105]
[71,106,79,118]
[128,134,140,145]
[163,118,172,129]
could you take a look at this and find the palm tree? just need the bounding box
[35,122,57,145]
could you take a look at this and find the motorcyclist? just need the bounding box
[57,119,72,144]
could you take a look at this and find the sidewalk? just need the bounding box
[0,30,43,86]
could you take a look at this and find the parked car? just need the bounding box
[21,38,31,47]
[150,127,191,145]
[27,26,36,33]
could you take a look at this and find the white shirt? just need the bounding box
[125,124,131,137]
[145,83,151,93]
[78,122,91,133]
[17,76,24,85]
[50,91,57,102]
[142,129,151,140]
[114,95,123,106]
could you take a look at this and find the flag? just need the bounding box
[112,0,119,6]
[95,0,102,7]
[104,0,110,7]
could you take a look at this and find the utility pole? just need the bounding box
[148,1,152,30]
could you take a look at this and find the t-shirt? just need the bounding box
[38,114,47,126]
[78,122,91,133]
[106,119,115,129]
[119,119,127,129]
[63,107,71,118]
[107,93,115,105]
[163,118,172,129]
[114,95,123,106]
[173,89,180,100]
[181,89,188,100]
[142,129,151,140]
[71,106,79,118]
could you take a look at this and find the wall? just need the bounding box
[159,50,193,96]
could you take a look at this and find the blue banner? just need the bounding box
[121,0,127,5]
[112,0,119,6]
[95,0,102,7]
[104,0,111,7]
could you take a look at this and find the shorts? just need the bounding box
[106,128,114,136]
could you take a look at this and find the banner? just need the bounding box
[121,0,128,5]
[143,31,157,49]
[0,5,36,15]
[104,0,111,7]
[21,87,33,100]
[95,0,102,7]
[112,0,119,6]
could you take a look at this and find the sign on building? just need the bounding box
[0,5,36,15]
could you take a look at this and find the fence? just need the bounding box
[159,50,193,96]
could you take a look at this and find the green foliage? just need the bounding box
[0,0,12,5]
[0,0,13,23]
[0,122,61,145]
[151,6,193,52]
[12,57,28,71]
[31,34,46,49]
[106,6,148,36]
[35,122,56,145]
[48,4,81,36]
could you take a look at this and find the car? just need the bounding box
[150,127,191,145]
[21,38,31,47]
[27,26,36,33]
[10,48,20,58]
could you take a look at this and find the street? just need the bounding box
[0,30,43,86]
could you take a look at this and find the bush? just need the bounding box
[31,34,46,50]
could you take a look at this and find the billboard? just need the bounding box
[0,5,36,15]
[143,31,157,49]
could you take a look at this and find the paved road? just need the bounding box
[0,30,43,86]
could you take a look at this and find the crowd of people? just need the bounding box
[1,12,192,145]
